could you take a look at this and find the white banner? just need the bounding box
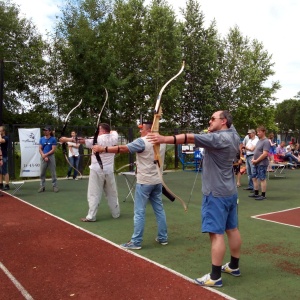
[18,128,41,177]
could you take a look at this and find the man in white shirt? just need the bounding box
[60,123,120,221]
[243,129,259,191]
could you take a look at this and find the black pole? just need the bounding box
[0,59,4,125]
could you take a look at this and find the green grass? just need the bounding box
[9,169,300,300]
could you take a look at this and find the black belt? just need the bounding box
[246,154,254,157]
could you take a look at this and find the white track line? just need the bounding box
[5,193,236,300]
[0,262,34,300]
[252,206,300,228]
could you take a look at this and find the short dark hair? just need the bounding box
[99,123,110,133]
[143,122,153,130]
[220,110,232,128]
[257,125,266,132]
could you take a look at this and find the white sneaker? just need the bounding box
[120,241,141,250]
[221,262,241,276]
[194,273,222,287]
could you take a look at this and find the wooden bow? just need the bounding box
[151,61,187,211]
[61,99,83,178]
[93,88,109,169]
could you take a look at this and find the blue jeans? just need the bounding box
[67,156,80,178]
[246,155,254,189]
[283,153,298,167]
[130,183,168,246]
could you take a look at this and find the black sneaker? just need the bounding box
[0,183,3,189]
[155,237,168,245]
[243,187,253,191]
[248,194,258,198]
[38,187,45,193]
[255,196,266,200]
[3,185,10,190]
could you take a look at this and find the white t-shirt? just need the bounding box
[67,142,79,157]
[85,131,118,174]
[245,136,259,155]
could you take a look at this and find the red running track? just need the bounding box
[0,194,229,300]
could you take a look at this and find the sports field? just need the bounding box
[1,169,299,299]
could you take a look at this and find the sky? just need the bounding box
[12,0,300,103]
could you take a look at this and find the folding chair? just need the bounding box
[268,155,286,179]
[119,171,136,202]
[11,181,25,195]
[194,150,203,172]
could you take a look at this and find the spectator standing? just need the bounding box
[66,130,80,180]
[243,129,259,191]
[267,132,276,172]
[60,123,120,221]
[0,126,10,190]
[147,110,242,288]
[248,126,270,200]
[93,121,168,250]
[38,126,59,192]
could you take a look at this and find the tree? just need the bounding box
[275,99,300,132]
[141,0,182,126]
[218,26,280,133]
[52,0,115,127]
[0,0,48,124]
[179,0,220,129]
[55,0,182,128]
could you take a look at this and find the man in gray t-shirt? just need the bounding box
[147,110,242,288]
[248,126,270,201]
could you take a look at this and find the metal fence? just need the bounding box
[7,124,298,180]
[7,124,188,179]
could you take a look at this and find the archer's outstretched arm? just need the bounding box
[92,144,130,154]
[59,136,86,144]
[146,133,195,145]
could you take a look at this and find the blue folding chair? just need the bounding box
[194,150,202,172]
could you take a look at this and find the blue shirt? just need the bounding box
[39,136,57,154]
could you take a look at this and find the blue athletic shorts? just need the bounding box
[201,193,238,234]
[251,165,267,181]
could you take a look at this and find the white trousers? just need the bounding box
[86,169,120,221]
